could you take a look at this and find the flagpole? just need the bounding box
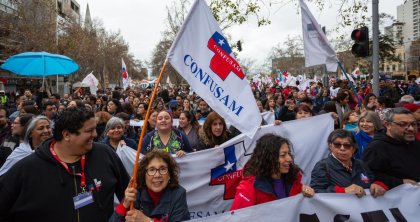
[129,60,167,210]
[337,62,362,108]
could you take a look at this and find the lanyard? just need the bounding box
[50,141,86,188]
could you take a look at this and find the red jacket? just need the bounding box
[230,172,303,211]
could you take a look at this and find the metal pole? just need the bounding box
[372,0,380,96]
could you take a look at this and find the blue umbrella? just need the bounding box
[0,51,79,76]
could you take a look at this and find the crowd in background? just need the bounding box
[0,76,419,221]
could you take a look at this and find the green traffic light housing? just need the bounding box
[351,26,369,57]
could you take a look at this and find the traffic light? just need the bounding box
[351,26,369,57]
[237,41,242,52]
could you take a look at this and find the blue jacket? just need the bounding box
[109,186,190,222]
[310,154,376,193]
[352,130,373,159]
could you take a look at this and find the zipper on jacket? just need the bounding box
[72,166,80,222]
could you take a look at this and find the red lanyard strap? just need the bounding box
[50,141,86,188]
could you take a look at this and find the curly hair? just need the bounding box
[244,134,300,184]
[53,107,94,141]
[137,149,180,189]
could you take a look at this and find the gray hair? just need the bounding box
[399,95,415,103]
[104,117,125,136]
[358,111,383,131]
[23,115,52,144]
[383,107,413,123]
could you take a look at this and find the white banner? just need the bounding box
[191,184,420,222]
[300,0,338,72]
[166,0,261,138]
[119,114,333,218]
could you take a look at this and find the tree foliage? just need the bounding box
[0,0,146,89]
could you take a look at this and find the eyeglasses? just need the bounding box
[146,167,168,176]
[331,142,353,150]
[391,121,418,129]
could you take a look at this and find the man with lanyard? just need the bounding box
[0,107,130,222]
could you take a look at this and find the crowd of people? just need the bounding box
[0,76,419,221]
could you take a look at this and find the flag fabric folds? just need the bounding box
[166,0,261,138]
[81,72,99,95]
[121,58,130,90]
[352,67,361,79]
[300,0,338,72]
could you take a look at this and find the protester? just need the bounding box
[310,129,387,198]
[352,111,382,159]
[295,103,313,120]
[362,107,420,189]
[141,110,192,157]
[101,117,137,150]
[178,111,201,151]
[110,149,190,221]
[196,111,232,151]
[143,109,158,133]
[0,115,52,176]
[342,110,359,132]
[133,103,147,121]
[277,99,296,122]
[95,111,112,141]
[0,113,34,168]
[183,98,192,112]
[362,93,378,111]
[403,103,420,140]
[231,134,314,210]
[0,107,11,146]
[0,107,129,222]
[334,91,351,127]
[106,99,124,116]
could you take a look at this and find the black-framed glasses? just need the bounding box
[331,142,353,150]
[391,121,418,129]
[146,167,168,176]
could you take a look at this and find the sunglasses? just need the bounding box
[331,142,352,150]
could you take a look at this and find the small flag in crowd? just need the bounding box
[121,58,130,90]
[352,67,360,79]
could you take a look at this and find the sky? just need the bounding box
[77,0,404,73]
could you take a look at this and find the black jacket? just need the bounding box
[361,130,420,189]
[109,186,190,222]
[310,154,376,193]
[0,138,130,222]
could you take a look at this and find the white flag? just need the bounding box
[300,0,338,72]
[166,0,261,138]
[352,67,361,78]
[121,58,130,90]
[81,72,99,95]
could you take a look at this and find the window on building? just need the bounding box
[392,64,396,71]
[386,65,390,71]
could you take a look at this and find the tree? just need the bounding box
[0,0,146,90]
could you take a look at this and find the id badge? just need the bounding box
[73,192,94,209]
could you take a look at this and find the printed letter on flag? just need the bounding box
[121,58,130,90]
[166,0,261,138]
[300,0,338,72]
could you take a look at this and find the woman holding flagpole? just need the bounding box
[109,149,190,222]
[230,134,314,211]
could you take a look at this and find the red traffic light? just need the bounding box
[351,26,369,57]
